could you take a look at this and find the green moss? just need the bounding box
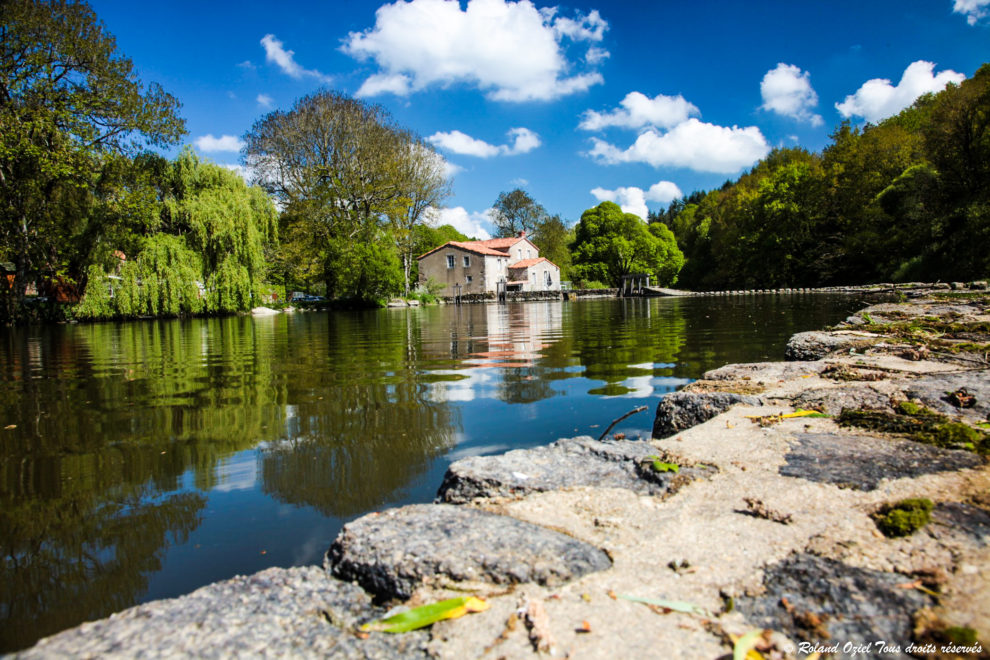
[945,626,979,646]
[838,404,990,454]
[874,498,934,537]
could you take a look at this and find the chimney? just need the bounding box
[517,230,526,238]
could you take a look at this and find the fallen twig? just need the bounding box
[598,406,648,441]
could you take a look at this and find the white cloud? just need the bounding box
[585,47,610,65]
[580,91,699,131]
[256,94,274,108]
[760,63,823,127]
[588,118,770,174]
[953,0,990,24]
[590,180,682,220]
[428,127,541,157]
[261,34,332,83]
[836,60,965,123]
[195,134,245,153]
[427,206,494,240]
[237,60,256,70]
[342,0,606,102]
[511,177,529,186]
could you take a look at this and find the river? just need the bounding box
[0,294,867,651]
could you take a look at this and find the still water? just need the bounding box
[0,294,867,651]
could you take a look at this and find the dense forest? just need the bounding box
[2,0,987,324]
[649,64,990,290]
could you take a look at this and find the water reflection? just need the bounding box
[0,294,868,652]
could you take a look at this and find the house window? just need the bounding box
[466,275,473,283]
[446,254,455,269]
[544,270,551,287]
[463,255,470,267]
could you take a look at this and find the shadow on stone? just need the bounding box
[652,392,762,439]
[736,554,932,649]
[779,433,983,490]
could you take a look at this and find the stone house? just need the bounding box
[416,231,561,296]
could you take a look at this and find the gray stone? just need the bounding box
[437,436,708,503]
[779,433,983,490]
[736,554,932,653]
[791,381,903,415]
[702,360,825,383]
[785,331,879,361]
[652,391,761,439]
[16,566,429,660]
[327,504,611,601]
[904,371,990,424]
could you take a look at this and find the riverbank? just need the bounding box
[15,288,990,659]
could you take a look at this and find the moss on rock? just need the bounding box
[874,498,934,537]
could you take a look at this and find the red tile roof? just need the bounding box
[474,236,524,251]
[416,241,509,260]
[508,257,555,270]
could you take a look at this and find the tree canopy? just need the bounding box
[243,90,448,303]
[0,0,185,321]
[571,201,684,287]
[661,63,990,289]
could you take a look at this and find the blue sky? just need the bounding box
[90,0,989,239]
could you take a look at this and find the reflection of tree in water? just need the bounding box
[562,298,688,396]
[260,311,457,516]
[0,317,284,652]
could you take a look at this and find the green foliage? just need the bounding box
[571,201,684,287]
[0,0,185,322]
[660,66,990,289]
[326,239,403,306]
[76,151,277,318]
[873,498,933,537]
[491,188,547,238]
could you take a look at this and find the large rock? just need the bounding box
[438,436,704,503]
[652,391,761,439]
[784,331,877,361]
[737,554,932,647]
[15,567,429,660]
[328,504,611,601]
[779,433,983,490]
[703,360,826,384]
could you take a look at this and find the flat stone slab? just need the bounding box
[737,554,932,650]
[905,371,990,423]
[438,436,705,503]
[328,504,612,601]
[791,381,905,415]
[15,566,429,660]
[653,391,761,439]
[703,360,826,383]
[779,433,984,490]
[785,331,878,361]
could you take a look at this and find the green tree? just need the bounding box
[243,90,436,300]
[531,213,573,276]
[0,0,185,322]
[571,201,683,287]
[491,188,547,238]
[76,150,277,318]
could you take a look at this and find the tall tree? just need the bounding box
[243,90,442,301]
[491,188,547,238]
[0,0,185,322]
[571,201,683,287]
[390,140,450,295]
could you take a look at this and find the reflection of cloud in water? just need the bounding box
[599,374,692,399]
[211,450,259,492]
[426,368,496,403]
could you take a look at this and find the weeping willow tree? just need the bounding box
[77,150,277,318]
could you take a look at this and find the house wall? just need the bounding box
[507,239,540,264]
[511,263,561,292]
[419,247,501,296]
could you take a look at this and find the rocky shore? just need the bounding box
[16,287,990,659]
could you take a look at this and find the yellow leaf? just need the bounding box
[731,630,765,660]
[360,597,489,633]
